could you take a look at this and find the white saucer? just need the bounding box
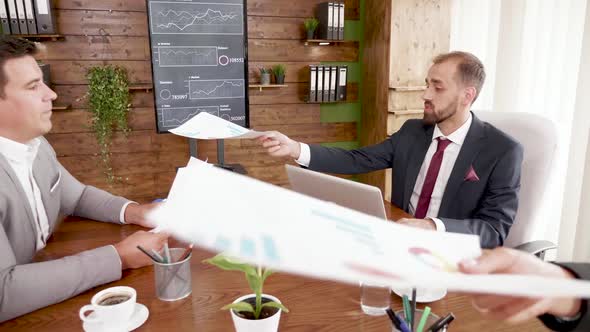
[82,303,149,332]
[392,286,447,303]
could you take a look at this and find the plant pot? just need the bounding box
[230,293,282,332]
[306,29,315,40]
[260,73,271,85]
[274,74,285,85]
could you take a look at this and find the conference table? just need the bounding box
[1,202,548,331]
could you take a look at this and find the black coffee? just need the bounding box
[98,293,131,306]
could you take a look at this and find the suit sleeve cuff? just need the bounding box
[108,245,123,270]
[429,217,446,232]
[119,201,137,224]
[296,143,311,167]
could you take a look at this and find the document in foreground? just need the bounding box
[169,112,263,139]
[148,160,590,298]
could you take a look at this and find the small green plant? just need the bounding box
[87,65,131,183]
[303,18,319,33]
[259,67,271,74]
[203,254,289,320]
[271,64,286,77]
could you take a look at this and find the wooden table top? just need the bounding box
[1,202,547,331]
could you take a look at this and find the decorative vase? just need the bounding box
[260,73,271,85]
[306,29,315,40]
[230,294,282,332]
[274,74,285,85]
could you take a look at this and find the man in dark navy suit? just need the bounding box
[257,51,523,249]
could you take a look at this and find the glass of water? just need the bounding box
[360,282,391,316]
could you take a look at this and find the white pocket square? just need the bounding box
[50,171,61,193]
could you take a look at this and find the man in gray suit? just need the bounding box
[257,51,523,249]
[0,37,168,321]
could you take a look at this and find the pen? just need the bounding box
[178,244,193,262]
[427,313,455,332]
[402,295,411,326]
[163,242,171,263]
[411,288,417,332]
[416,306,431,332]
[396,313,411,332]
[150,249,165,263]
[136,245,159,262]
[386,309,401,330]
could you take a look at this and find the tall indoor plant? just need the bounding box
[87,65,131,183]
[203,254,288,332]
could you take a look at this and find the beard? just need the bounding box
[422,99,459,125]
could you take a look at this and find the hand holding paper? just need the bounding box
[169,112,264,139]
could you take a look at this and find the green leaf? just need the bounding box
[245,272,261,295]
[261,301,289,313]
[261,268,274,284]
[202,254,258,277]
[221,301,255,313]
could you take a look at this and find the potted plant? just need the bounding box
[87,65,131,184]
[259,67,271,85]
[303,18,319,40]
[203,254,288,332]
[271,64,286,85]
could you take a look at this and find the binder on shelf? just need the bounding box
[316,2,334,40]
[338,2,345,40]
[322,66,330,102]
[329,66,337,102]
[34,0,56,34]
[23,0,36,34]
[6,0,19,34]
[309,65,317,102]
[1,0,11,34]
[316,65,324,102]
[336,65,348,101]
[15,0,28,34]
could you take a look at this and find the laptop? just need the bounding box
[285,164,388,219]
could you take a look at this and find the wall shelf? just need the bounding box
[389,86,426,92]
[14,34,65,42]
[52,104,71,111]
[128,84,153,92]
[249,84,288,92]
[388,109,423,115]
[303,39,358,47]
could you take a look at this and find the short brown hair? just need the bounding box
[433,51,486,102]
[0,36,38,98]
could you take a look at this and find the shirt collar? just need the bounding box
[0,136,41,164]
[432,113,473,146]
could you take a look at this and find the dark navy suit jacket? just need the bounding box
[307,113,523,248]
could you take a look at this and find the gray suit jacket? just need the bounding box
[0,137,130,321]
[308,114,523,248]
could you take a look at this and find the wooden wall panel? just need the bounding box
[45,0,360,202]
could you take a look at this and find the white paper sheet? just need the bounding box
[169,112,264,139]
[147,161,590,298]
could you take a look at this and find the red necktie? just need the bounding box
[414,138,452,219]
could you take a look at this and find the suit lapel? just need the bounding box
[0,154,37,236]
[439,115,487,216]
[402,125,434,210]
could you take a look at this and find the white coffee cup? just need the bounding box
[79,286,137,330]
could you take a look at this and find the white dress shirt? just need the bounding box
[0,136,133,251]
[296,114,473,232]
[408,114,473,231]
[0,136,50,250]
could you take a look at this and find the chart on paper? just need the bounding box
[157,106,235,130]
